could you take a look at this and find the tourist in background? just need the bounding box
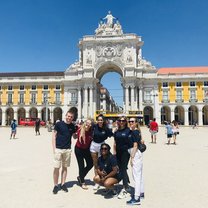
[90,114,113,190]
[165,121,173,145]
[10,119,17,139]
[149,118,159,143]
[172,120,179,144]
[126,118,145,205]
[75,119,93,190]
[35,118,41,135]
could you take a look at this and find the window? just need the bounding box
[31,85,36,90]
[43,85,48,90]
[8,93,13,104]
[204,90,208,98]
[162,91,169,101]
[55,92,61,103]
[71,92,77,103]
[31,93,36,104]
[20,85,24,90]
[19,93,24,104]
[190,90,196,99]
[176,82,182,87]
[190,81,195,87]
[162,82,168,87]
[176,91,182,100]
[144,91,151,101]
[8,85,13,90]
[56,85,61,90]
[43,93,48,103]
[204,81,208,86]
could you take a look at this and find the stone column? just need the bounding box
[26,111,29,118]
[89,87,93,118]
[139,86,143,110]
[125,86,129,113]
[184,109,189,126]
[84,87,88,118]
[93,88,97,117]
[2,110,6,126]
[78,88,82,120]
[171,109,175,122]
[131,86,135,110]
[38,110,41,120]
[198,109,203,126]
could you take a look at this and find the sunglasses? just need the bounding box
[101,147,108,150]
[118,120,126,122]
[128,120,135,123]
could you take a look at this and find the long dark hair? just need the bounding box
[97,114,108,129]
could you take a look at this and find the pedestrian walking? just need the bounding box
[149,118,159,143]
[10,119,17,139]
[172,120,179,144]
[35,118,41,135]
[165,121,173,145]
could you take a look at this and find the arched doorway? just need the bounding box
[188,106,198,125]
[174,106,184,125]
[6,108,14,125]
[17,108,26,124]
[41,107,50,122]
[143,106,153,125]
[161,106,171,124]
[53,107,62,123]
[29,107,38,118]
[202,105,208,125]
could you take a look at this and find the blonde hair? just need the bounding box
[79,118,92,143]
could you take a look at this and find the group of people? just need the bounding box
[52,110,145,205]
[165,120,179,145]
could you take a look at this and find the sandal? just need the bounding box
[81,183,88,190]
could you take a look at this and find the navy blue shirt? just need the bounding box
[98,155,118,175]
[128,129,141,148]
[114,127,132,151]
[54,121,76,149]
[92,124,113,143]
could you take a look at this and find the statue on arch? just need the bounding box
[103,11,117,28]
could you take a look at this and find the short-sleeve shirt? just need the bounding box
[54,121,76,149]
[92,124,113,143]
[128,129,141,148]
[114,127,132,152]
[150,121,158,131]
[98,155,118,175]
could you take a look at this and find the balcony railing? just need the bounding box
[69,100,78,105]
[175,99,184,103]
[203,98,208,103]
[18,102,25,105]
[189,98,198,103]
[30,101,37,105]
[162,99,170,103]
[7,102,13,105]
[143,100,153,104]
[55,101,62,105]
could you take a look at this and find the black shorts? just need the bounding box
[167,134,172,138]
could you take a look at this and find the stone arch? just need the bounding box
[6,108,14,125]
[53,107,63,123]
[95,61,123,80]
[41,107,50,122]
[202,105,208,125]
[17,108,26,124]
[188,105,198,125]
[174,106,185,125]
[29,107,38,118]
[143,106,153,125]
[161,106,171,124]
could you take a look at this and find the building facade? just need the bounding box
[0,12,208,126]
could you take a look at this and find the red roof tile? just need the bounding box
[158,67,208,75]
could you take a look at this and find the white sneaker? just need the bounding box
[117,189,128,199]
[93,184,100,190]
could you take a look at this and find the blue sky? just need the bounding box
[0,0,208,106]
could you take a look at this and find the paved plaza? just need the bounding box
[1,125,208,208]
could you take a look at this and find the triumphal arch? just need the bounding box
[64,12,158,120]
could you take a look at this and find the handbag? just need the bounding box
[138,142,146,153]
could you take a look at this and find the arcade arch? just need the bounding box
[143,106,153,125]
[174,106,184,125]
[202,105,208,125]
[188,105,198,125]
[53,107,63,123]
[6,108,14,125]
[161,106,171,124]
[17,108,26,124]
